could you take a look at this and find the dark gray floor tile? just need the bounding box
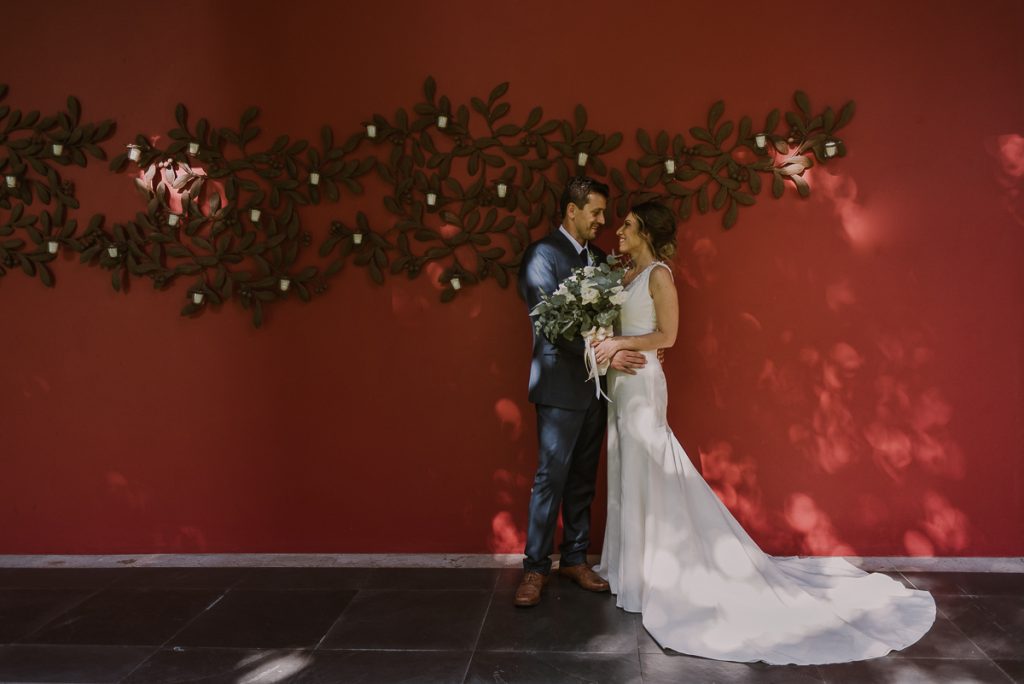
[27,588,221,646]
[235,567,371,590]
[819,657,1014,683]
[365,567,499,590]
[112,567,249,589]
[170,589,355,648]
[0,588,92,642]
[125,647,313,683]
[960,624,1022,661]
[292,650,471,684]
[958,596,1024,635]
[953,573,1024,597]
[894,615,986,659]
[936,593,979,622]
[642,653,822,683]
[467,651,641,684]
[0,644,154,683]
[996,660,1024,684]
[320,589,490,650]
[939,596,1023,660]
[900,572,967,595]
[0,568,121,589]
[477,583,636,653]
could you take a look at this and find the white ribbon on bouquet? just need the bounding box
[582,325,614,401]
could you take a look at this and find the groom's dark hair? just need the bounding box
[559,176,610,218]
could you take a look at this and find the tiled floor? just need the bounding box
[0,567,1019,682]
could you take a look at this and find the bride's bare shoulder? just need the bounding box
[649,262,675,285]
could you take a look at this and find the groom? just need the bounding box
[515,176,648,607]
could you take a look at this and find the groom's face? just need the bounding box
[568,192,606,243]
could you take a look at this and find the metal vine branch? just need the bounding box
[0,78,854,327]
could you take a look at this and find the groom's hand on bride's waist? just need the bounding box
[609,350,647,375]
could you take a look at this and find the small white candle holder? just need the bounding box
[497,183,508,198]
[437,114,448,129]
[824,141,838,158]
[279,277,291,292]
[249,208,262,222]
[576,152,588,167]
[5,175,17,189]
[47,240,59,254]
[366,124,377,138]
[167,213,180,227]
[664,159,676,174]
[426,192,437,206]
[107,245,119,258]
[309,172,321,186]
[191,291,205,305]
[188,141,200,155]
[754,133,768,150]
[451,276,462,290]
[352,232,363,245]
[127,144,142,162]
[51,143,64,156]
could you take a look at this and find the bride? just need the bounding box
[589,201,936,665]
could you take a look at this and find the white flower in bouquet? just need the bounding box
[609,285,628,306]
[555,282,576,302]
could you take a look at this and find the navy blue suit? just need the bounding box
[518,228,607,574]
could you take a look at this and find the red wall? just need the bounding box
[1,0,1021,556]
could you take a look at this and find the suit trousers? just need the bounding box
[523,397,607,574]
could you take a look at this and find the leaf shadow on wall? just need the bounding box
[534,166,971,559]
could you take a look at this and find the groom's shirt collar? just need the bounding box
[558,225,588,254]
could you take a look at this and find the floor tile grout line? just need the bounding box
[461,582,497,683]
[13,577,123,646]
[1,568,1019,680]
[312,587,364,651]
[991,660,1021,684]
[115,586,234,683]
[937,610,1004,670]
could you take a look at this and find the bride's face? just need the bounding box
[616,213,648,257]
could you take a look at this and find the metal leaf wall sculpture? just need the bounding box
[0,86,115,286]
[1,78,854,327]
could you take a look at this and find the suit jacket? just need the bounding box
[518,228,607,410]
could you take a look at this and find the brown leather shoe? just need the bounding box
[558,563,610,592]
[514,571,549,607]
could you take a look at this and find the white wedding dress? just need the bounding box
[594,262,936,665]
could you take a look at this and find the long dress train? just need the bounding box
[594,262,935,666]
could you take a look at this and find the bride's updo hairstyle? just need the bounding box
[631,201,677,260]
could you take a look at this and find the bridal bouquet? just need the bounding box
[530,255,627,396]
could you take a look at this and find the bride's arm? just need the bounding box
[594,267,678,364]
